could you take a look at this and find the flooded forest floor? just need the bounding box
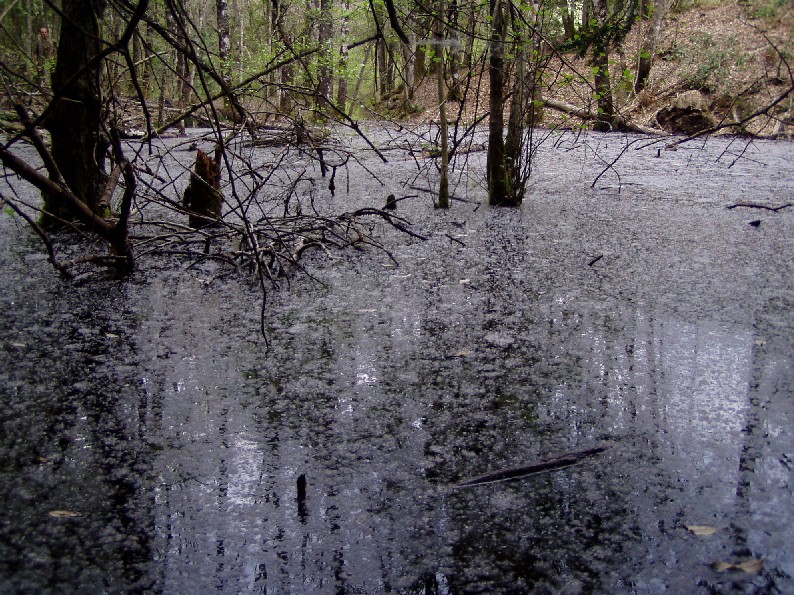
[1,127,793,593]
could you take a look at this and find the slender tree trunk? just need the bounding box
[386,39,397,93]
[236,0,244,82]
[447,0,463,100]
[591,47,613,130]
[174,7,192,131]
[635,0,669,93]
[268,0,277,99]
[463,5,477,69]
[504,42,526,205]
[401,32,416,101]
[487,0,508,205]
[131,25,143,95]
[143,22,155,96]
[353,42,373,102]
[582,0,590,33]
[216,0,232,112]
[436,0,449,209]
[336,0,350,111]
[591,0,614,130]
[273,0,293,112]
[317,0,333,113]
[559,0,575,39]
[377,38,388,98]
[25,0,34,74]
[44,0,109,224]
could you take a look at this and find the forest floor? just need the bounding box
[396,0,794,138]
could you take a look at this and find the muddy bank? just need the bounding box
[1,129,793,593]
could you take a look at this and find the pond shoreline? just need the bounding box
[1,130,792,593]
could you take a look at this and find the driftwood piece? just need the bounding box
[183,146,223,229]
[727,202,792,212]
[455,445,608,488]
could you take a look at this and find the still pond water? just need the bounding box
[1,129,793,593]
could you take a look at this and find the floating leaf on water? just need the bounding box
[735,559,764,573]
[712,559,764,573]
[686,524,720,536]
[48,510,81,518]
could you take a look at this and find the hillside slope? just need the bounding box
[403,0,793,138]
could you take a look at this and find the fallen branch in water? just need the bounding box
[455,445,608,488]
[726,202,792,212]
[542,99,665,135]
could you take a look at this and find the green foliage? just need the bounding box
[749,0,792,19]
[670,0,724,12]
[681,33,748,92]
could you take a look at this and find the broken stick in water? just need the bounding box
[455,445,608,488]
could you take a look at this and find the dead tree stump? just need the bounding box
[183,146,222,229]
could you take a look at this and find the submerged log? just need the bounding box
[183,146,223,229]
[456,445,608,488]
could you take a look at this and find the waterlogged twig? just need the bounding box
[455,446,609,488]
[726,202,792,212]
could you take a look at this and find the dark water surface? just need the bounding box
[1,130,793,593]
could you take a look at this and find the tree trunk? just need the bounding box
[635,0,669,93]
[504,42,526,205]
[44,0,109,224]
[401,32,416,101]
[463,4,478,69]
[377,38,388,99]
[591,0,614,131]
[317,0,333,113]
[560,0,575,40]
[436,0,449,209]
[581,0,590,33]
[487,0,508,206]
[447,0,463,100]
[336,0,350,111]
[216,0,232,97]
[353,42,373,102]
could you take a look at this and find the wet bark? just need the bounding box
[317,0,333,113]
[635,0,669,93]
[504,42,526,206]
[591,46,614,131]
[590,0,615,130]
[336,0,350,111]
[436,0,449,209]
[44,0,109,225]
[457,446,608,487]
[486,0,508,206]
[216,0,231,83]
[183,147,223,229]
